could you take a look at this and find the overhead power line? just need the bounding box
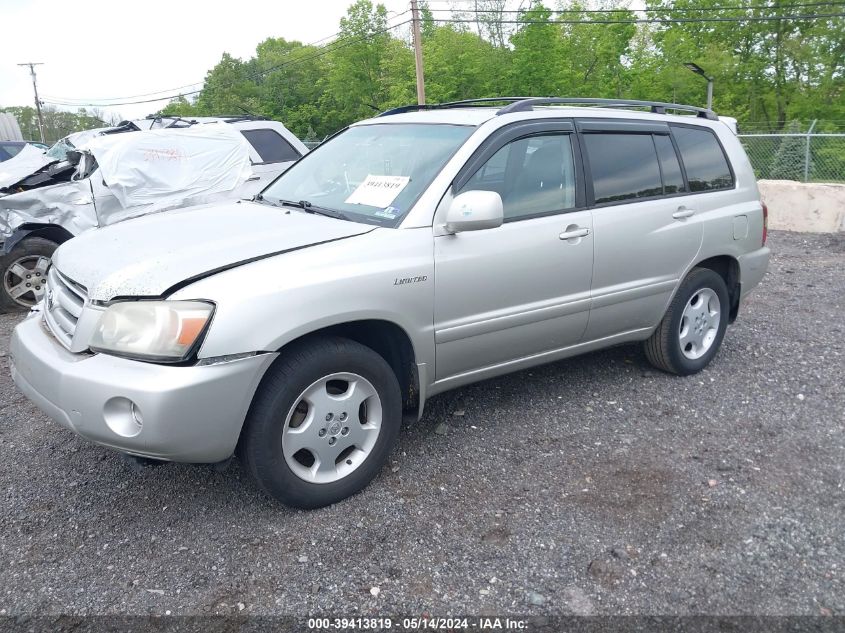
[430,12,845,25]
[41,6,842,109]
[42,81,205,104]
[43,11,411,108]
[427,0,845,12]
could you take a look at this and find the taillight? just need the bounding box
[761,201,768,246]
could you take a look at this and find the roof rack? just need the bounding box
[379,96,717,120]
[378,97,533,117]
[496,97,718,120]
[216,115,271,123]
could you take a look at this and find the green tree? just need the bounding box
[0,105,115,144]
[770,120,808,181]
[509,3,561,96]
[318,0,405,129]
[422,24,507,102]
[642,0,845,128]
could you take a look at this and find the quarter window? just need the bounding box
[584,133,662,204]
[240,129,301,163]
[460,133,576,220]
[671,126,733,191]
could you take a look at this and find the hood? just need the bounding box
[0,144,56,190]
[53,200,375,301]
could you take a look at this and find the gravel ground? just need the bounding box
[0,229,842,617]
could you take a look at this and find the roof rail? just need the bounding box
[496,97,718,120]
[216,115,271,123]
[378,97,533,117]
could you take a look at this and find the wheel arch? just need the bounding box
[271,319,421,417]
[692,254,741,322]
[1,223,74,255]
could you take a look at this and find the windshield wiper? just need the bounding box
[275,198,350,221]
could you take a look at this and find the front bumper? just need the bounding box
[9,314,276,462]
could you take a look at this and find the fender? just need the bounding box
[0,223,75,256]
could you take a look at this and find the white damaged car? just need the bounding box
[0,116,306,310]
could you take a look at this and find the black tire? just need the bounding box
[238,336,402,509]
[644,267,730,376]
[0,237,58,312]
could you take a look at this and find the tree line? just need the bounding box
[0,105,121,145]
[157,0,844,140]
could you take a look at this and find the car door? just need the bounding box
[433,122,593,382]
[578,120,703,341]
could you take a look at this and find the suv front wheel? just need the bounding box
[644,267,730,376]
[239,336,402,508]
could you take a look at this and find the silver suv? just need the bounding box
[10,98,770,508]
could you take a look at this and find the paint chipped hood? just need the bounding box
[52,200,374,302]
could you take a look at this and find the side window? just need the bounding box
[584,133,662,204]
[671,126,733,191]
[240,129,301,163]
[654,135,686,194]
[460,133,576,221]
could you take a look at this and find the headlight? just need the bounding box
[90,300,214,362]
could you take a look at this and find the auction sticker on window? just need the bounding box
[345,174,410,207]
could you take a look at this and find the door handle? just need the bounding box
[673,207,695,219]
[559,227,590,240]
[246,175,261,182]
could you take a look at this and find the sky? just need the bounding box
[0,0,412,122]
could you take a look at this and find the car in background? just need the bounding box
[0,115,306,310]
[0,141,49,162]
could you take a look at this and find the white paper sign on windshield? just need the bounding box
[344,174,410,208]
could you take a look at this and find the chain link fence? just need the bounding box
[738,120,845,184]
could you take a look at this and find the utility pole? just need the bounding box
[18,62,46,143]
[410,0,426,105]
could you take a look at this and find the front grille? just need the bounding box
[44,267,87,349]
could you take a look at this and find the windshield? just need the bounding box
[262,123,474,226]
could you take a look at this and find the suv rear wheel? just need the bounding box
[0,237,58,312]
[239,336,402,508]
[644,267,729,376]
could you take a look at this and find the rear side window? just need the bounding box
[671,126,733,191]
[584,133,662,204]
[240,129,301,163]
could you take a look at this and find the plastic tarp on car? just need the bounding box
[82,123,254,210]
[0,144,55,191]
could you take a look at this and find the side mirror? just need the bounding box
[444,190,504,233]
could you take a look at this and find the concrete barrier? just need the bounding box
[758,180,845,233]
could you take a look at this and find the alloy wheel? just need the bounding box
[3,255,50,307]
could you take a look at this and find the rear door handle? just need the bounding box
[673,207,695,219]
[559,227,590,240]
